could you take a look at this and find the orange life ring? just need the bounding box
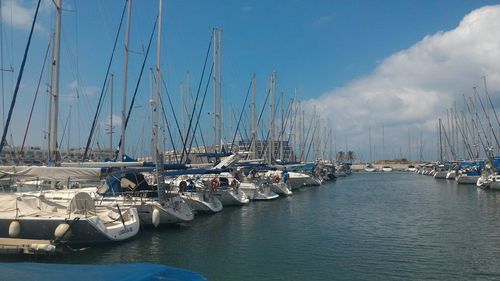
[210,178,220,191]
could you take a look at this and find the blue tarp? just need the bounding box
[194,152,233,158]
[0,262,207,281]
[459,161,484,168]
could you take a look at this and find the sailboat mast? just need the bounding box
[50,0,62,165]
[110,73,114,154]
[153,0,164,199]
[382,124,385,160]
[119,0,132,162]
[180,80,184,141]
[251,73,256,159]
[47,33,54,161]
[438,118,443,161]
[269,72,276,164]
[280,91,284,161]
[218,29,222,150]
[408,127,411,162]
[301,105,305,161]
[369,125,372,163]
[153,0,162,162]
[212,28,217,152]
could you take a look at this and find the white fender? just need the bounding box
[8,220,20,237]
[152,208,160,227]
[54,223,72,241]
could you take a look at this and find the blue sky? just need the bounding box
[2,0,500,161]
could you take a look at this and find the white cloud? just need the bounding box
[314,15,333,25]
[66,80,100,98]
[1,0,50,32]
[305,5,500,160]
[103,114,122,129]
[242,5,253,13]
[67,80,78,90]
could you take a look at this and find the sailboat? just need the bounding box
[0,191,139,245]
[0,166,140,244]
[0,0,141,245]
[382,166,393,172]
[364,163,376,172]
[168,175,223,214]
[97,0,193,225]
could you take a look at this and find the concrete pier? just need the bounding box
[350,163,414,172]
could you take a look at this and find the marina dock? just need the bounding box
[0,238,56,255]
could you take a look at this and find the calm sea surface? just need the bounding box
[4,172,500,280]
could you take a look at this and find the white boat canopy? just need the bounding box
[0,166,103,181]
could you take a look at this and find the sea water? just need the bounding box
[4,172,500,280]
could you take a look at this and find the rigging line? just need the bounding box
[245,88,270,157]
[83,0,128,161]
[186,63,214,162]
[0,0,4,128]
[180,37,212,163]
[114,15,158,161]
[59,107,71,152]
[456,111,474,160]
[475,88,500,148]
[241,108,252,143]
[483,77,500,131]
[231,108,247,150]
[464,96,489,158]
[60,29,93,122]
[470,95,492,151]
[463,96,484,158]
[304,115,317,161]
[259,95,282,162]
[160,77,187,161]
[277,98,294,155]
[0,0,42,157]
[440,123,456,160]
[459,110,473,148]
[300,113,314,161]
[20,38,51,159]
[184,90,208,162]
[230,80,252,152]
[287,99,299,144]
[157,84,178,164]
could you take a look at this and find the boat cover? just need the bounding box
[0,192,96,218]
[0,166,103,181]
[0,262,207,281]
[61,162,144,168]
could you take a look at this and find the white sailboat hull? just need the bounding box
[239,182,279,200]
[180,192,223,213]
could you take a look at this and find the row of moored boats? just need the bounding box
[411,159,500,190]
[0,155,349,254]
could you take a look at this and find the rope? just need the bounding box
[180,38,212,163]
[19,38,51,160]
[187,63,214,161]
[0,0,42,157]
[114,15,158,161]
[230,80,252,152]
[83,0,128,161]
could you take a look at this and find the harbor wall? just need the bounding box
[350,163,413,171]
